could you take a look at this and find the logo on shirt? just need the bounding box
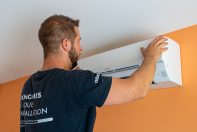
[21,92,41,101]
[20,92,53,127]
[95,73,100,83]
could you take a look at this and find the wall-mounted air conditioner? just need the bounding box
[78,37,182,89]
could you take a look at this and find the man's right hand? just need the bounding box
[141,35,168,62]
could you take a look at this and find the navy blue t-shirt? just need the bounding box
[20,68,112,132]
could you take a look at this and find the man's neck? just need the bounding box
[41,55,71,71]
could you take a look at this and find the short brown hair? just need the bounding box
[38,15,79,59]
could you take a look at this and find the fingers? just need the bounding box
[154,38,168,47]
[154,40,168,55]
[157,42,168,54]
[150,35,164,45]
[157,42,168,48]
[150,35,168,48]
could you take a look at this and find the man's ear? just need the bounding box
[61,39,72,52]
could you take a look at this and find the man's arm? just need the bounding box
[104,35,168,105]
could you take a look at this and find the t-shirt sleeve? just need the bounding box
[68,70,112,108]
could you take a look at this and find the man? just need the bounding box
[20,15,168,132]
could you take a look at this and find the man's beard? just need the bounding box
[68,46,79,69]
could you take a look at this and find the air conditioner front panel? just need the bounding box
[78,37,182,89]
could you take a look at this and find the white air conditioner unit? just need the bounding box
[78,37,182,89]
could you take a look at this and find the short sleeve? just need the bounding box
[68,70,112,108]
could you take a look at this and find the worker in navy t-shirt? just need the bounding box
[20,15,168,132]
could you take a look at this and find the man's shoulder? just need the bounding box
[63,69,92,76]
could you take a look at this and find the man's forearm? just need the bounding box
[128,57,157,97]
[139,57,157,87]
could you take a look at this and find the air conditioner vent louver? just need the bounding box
[101,65,139,75]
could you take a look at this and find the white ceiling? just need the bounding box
[0,0,196,84]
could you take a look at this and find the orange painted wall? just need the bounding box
[0,76,29,132]
[0,25,197,132]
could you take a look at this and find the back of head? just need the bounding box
[38,15,79,59]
